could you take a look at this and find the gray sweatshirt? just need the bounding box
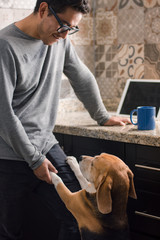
[0,23,110,169]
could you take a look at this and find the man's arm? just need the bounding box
[0,40,57,180]
[33,158,58,184]
[63,38,130,126]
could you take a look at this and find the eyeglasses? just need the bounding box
[48,6,79,35]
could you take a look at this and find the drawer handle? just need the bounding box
[135,211,160,221]
[135,164,160,172]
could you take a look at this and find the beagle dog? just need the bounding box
[50,153,137,240]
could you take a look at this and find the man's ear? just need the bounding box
[39,2,48,18]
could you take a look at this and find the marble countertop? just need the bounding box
[54,111,160,147]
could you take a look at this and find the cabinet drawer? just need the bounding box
[131,231,159,240]
[126,143,160,238]
[136,145,160,168]
[128,191,160,237]
[126,144,160,194]
[134,164,160,194]
[129,212,160,238]
[135,191,160,218]
[135,164,160,181]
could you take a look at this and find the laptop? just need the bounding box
[116,79,160,119]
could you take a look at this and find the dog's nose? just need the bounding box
[79,155,83,162]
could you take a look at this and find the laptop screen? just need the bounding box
[116,79,160,118]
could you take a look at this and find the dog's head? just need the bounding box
[79,153,137,215]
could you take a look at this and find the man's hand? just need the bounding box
[104,116,131,126]
[33,158,58,184]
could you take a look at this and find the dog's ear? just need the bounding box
[96,175,113,214]
[127,170,137,199]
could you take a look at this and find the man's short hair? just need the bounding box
[34,0,90,14]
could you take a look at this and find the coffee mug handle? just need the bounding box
[130,109,138,125]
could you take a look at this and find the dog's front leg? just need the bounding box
[49,172,74,207]
[50,171,63,188]
[66,156,96,193]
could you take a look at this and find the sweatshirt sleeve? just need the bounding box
[0,41,45,169]
[63,38,110,125]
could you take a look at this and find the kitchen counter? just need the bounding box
[54,111,160,147]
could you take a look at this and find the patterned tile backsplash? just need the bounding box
[144,44,160,79]
[118,0,144,9]
[118,44,144,79]
[118,8,144,44]
[95,8,117,45]
[0,0,36,9]
[1,0,160,111]
[70,13,94,46]
[145,7,160,43]
[95,45,118,78]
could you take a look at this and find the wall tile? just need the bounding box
[0,0,13,8]
[118,44,144,79]
[70,13,93,46]
[95,45,118,78]
[74,45,94,73]
[117,77,128,98]
[118,8,144,44]
[0,0,36,9]
[118,0,143,9]
[143,0,160,8]
[88,0,94,11]
[13,9,32,22]
[58,98,85,113]
[96,8,117,45]
[0,9,13,29]
[0,8,32,30]
[144,44,160,79]
[13,0,36,9]
[96,0,118,12]
[95,62,105,78]
[97,77,127,111]
[145,7,160,43]
[97,77,119,99]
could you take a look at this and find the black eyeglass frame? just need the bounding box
[48,6,79,35]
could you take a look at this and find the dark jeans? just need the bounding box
[0,144,81,240]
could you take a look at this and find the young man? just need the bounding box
[0,0,130,239]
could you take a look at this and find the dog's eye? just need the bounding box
[91,162,94,167]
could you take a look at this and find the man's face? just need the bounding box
[37,6,82,45]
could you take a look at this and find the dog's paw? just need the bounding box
[66,156,79,171]
[86,183,96,193]
[49,172,62,188]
